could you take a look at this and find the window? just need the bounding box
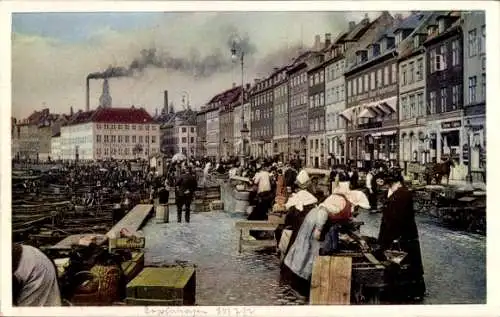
[401,97,408,120]
[340,85,344,101]
[417,93,424,116]
[138,125,142,130]
[430,49,436,73]
[182,137,187,143]
[408,62,414,83]
[320,92,324,106]
[191,127,195,133]
[377,69,382,88]
[391,64,397,84]
[401,65,407,85]
[357,77,362,94]
[353,79,357,96]
[481,25,486,54]
[452,85,459,110]
[469,76,477,103]
[319,71,324,83]
[364,74,369,92]
[417,58,423,81]
[348,80,352,97]
[468,29,477,57]
[151,136,156,143]
[440,87,447,113]
[132,135,136,143]
[409,95,416,118]
[125,135,130,143]
[429,91,436,114]
[451,40,459,66]
[139,136,143,143]
[118,135,123,143]
[482,73,486,101]
[370,72,375,90]
[384,66,389,86]
[440,45,447,70]
[335,87,339,102]
[118,125,122,130]
[96,135,101,143]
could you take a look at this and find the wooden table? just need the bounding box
[106,204,153,238]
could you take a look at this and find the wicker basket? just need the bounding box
[70,264,121,306]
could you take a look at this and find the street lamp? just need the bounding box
[230,38,249,167]
[144,118,150,164]
[464,120,473,184]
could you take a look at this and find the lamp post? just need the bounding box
[231,38,249,168]
[144,118,150,166]
[464,120,473,184]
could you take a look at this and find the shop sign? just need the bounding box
[441,120,461,129]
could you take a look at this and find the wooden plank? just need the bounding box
[363,253,385,269]
[309,255,323,304]
[106,204,153,238]
[310,256,352,305]
[319,256,331,304]
[328,257,352,305]
[235,220,278,230]
[49,234,108,250]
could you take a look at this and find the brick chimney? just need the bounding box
[325,33,332,48]
[164,90,169,112]
[348,21,356,31]
[314,34,321,50]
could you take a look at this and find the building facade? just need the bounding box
[219,86,242,159]
[397,12,434,167]
[250,78,274,158]
[60,107,160,161]
[462,11,486,175]
[272,68,289,161]
[307,61,326,168]
[51,134,61,160]
[423,13,465,179]
[287,51,319,162]
[196,109,207,157]
[205,99,221,160]
[343,23,400,169]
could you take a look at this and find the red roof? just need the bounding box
[91,107,155,124]
[67,107,156,125]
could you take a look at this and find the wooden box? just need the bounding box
[115,236,146,249]
[126,267,196,306]
[121,252,145,283]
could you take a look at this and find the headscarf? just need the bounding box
[285,190,318,212]
[295,169,311,189]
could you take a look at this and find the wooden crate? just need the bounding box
[310,256,352,305]
[126,267,196,306]
[121,252,145,283]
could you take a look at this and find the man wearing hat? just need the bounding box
[376,168,426,300]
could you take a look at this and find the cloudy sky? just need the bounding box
[12,10,404,119]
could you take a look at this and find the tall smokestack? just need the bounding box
[164,90,169,112]
[86,77,90,112]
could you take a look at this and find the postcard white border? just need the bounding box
[1,1,499,316]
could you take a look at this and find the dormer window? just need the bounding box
[369,44,380,58]
[380,38,388,53]
[395,31,402,46]
[413,35,420,49]
[427,25,437,37]
[438,18,446,33]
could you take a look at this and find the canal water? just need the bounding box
[142,211,307,306]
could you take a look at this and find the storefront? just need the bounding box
[400,128,431,165]
[463,116,486,173]
[326,134,346,166]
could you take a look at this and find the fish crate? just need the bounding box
[114,236,146,249]
[126,266,196,306]
[121,252,145,283]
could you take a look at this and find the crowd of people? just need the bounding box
[11,155,426,306]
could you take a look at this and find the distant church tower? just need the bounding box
[99,78,112,108]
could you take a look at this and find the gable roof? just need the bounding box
[67,107,156,126]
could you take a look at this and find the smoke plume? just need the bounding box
[87,31,257,80]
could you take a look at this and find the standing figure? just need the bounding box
[377,169,426,300]
[12,243,61,306]
[175,167,197,223]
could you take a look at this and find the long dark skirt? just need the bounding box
[247,191,272,238]
[280,262,310,298]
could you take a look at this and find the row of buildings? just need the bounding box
[11,11,486,181]
[195,10,486,180]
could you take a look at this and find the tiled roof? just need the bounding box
[92,107,155,124]
[66,107,156,125]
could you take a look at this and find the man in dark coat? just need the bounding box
[377,169,426,300]
[175,167,198,223]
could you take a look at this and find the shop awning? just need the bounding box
[358,107,377,119]
[339,108,355,121]
[378,96,397,113]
